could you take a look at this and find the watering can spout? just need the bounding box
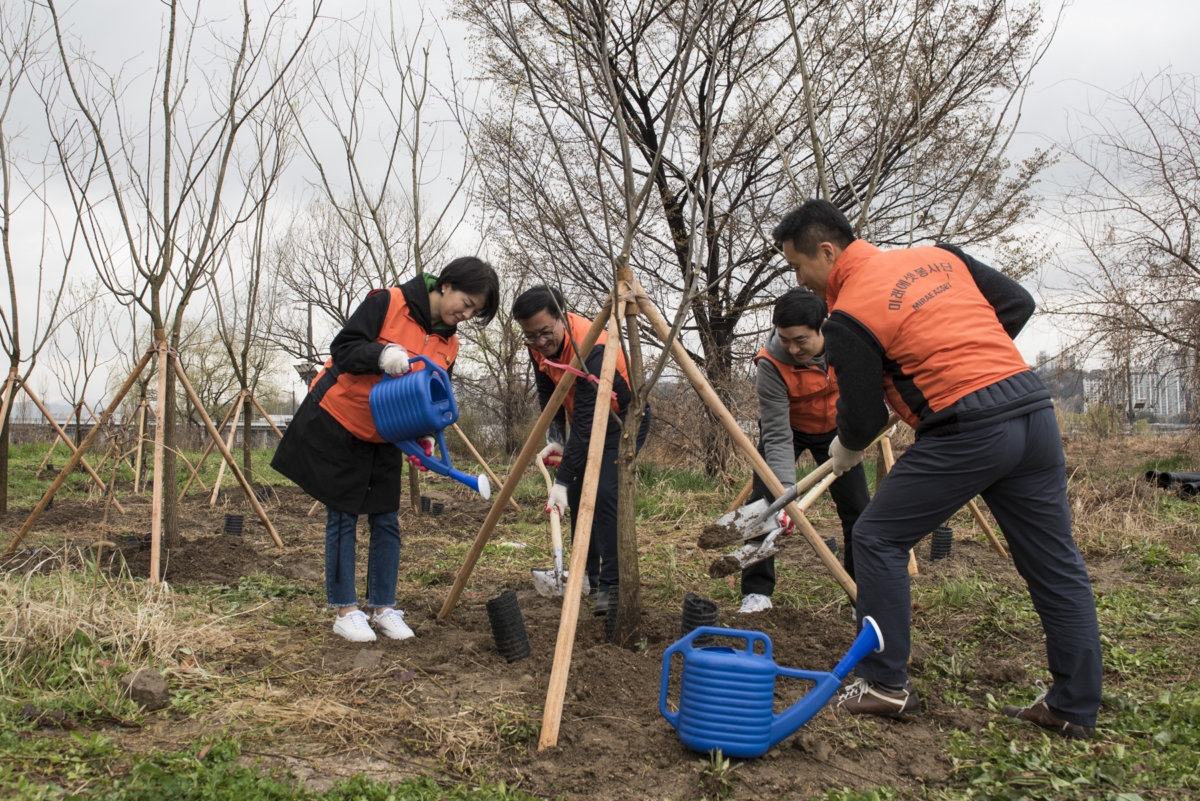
[768,616,884,746]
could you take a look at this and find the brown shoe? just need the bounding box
[835,678,920,719]
[1002,690,1094,740]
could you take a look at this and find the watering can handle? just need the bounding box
[659,639,685,727]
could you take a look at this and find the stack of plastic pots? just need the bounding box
[431,501,445,516]
[681,593,719,645]
[486,590,531,663]
[224,513,245,536]
[420,496,431,513]
[824,537,838,555]
[930,526,953,560]
[605,586,620,644]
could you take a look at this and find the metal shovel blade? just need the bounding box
[530,568,587,598]
[708,527,785,577]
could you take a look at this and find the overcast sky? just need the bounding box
[14,0,1200,409]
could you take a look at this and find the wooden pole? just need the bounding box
[177,398,241,500]
[4,349,154,555]
[876,436,917,576]
[635,287,857,601]
[209,391,245,506]
[0,367,17,438]
[248,394,285,439]
[724,477,754,514]
[450,423,520,513]
[38,433,64,473]
[149,334,170,584]
[307,499,322,516]
[968,499,1008,557]
[438,298,614,620]
[19,383,127,515]
[409,458,421,514]
[133,400,147,493]
[84,400,138,474]
[173,360,283,546]
[539,310,622,751]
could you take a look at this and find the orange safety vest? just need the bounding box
[313,287,458,443]
[825,240,1029,429]
[529,312,627,418]
[755,348,839,434]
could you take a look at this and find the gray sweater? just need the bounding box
[756,329,830,486]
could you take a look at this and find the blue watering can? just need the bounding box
[659,618,883,758]
[369,356,491,498]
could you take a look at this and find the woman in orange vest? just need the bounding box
[272,258,499,643]
[511,285,651,616]
[739,288,872,614]
[774,200,1101,740]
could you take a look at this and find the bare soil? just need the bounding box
[3,466,1180,800]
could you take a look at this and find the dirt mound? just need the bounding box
[119,535,273,584]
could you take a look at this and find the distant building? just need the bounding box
[1079,355,1192,421]
[1034,351,1085,414]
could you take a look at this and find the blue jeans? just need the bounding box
[325,508,401,609]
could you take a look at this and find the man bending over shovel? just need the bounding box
[773,200,1101,739]
[736,288,872,614]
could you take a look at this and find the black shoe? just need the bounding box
[586,585,599,602]
[1002,686,1094,740]
[593,588,612,616]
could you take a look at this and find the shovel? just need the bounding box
[531,455,570,598]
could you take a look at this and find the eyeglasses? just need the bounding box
[521,323,559,343]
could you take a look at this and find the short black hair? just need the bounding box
[511,285,567,322]
[773,287,827,330]
[436,257,501,325]
[772,200,856,256]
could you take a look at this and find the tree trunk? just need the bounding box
[613,403,645,647]
[243,394,252,475]
[0,403,10,515]
[162,358,181,549]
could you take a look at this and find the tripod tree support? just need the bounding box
[451,423,521,513]
[209,390,246,505]
[133,400,148,493]
[4,349,154,555]
[539,310,621,751]
[876,435,918,576]
[19,383,126,515]
[438,297,614,620]
[177,398,242,501]
[149,334,170,583]
[173,358,283,547]
[634,285,858,602]
[968,499,1008,557]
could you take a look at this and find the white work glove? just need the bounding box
[546,482,569,517]
[829,436,864,477]
[405,435,435,472]
[379,344,410,376]
[776,509,794,535]
[538,442,564,468]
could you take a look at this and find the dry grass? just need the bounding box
[1068,473,1199,554]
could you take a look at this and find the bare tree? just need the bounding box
[1045,71,1200,422]
[0,2,75,511]
[48,279,114,446]
[465,0,1057,474]
[43,0,320,548]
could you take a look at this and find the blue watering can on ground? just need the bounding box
[369,356,491,498]
[659,618,883,758]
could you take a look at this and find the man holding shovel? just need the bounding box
[513,285,652,616]
[773,200,1101,739]
[737,288,872,614]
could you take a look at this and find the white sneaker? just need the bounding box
[739,593,773,614]
[333,609,377,642]
[371,608,415,640]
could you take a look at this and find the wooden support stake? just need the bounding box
[635,286,857,601]
[968,499,1008,558]
[173,359,283,547]
[0,367,18,438]
[38,433,64,473]
[149,335,170,584]
[4,349,154,555]
[248,394,285,439]
[177,398,241,500]
[539,311,622,751]
[307,499,322,517]
[451,423,520,513]
[724,477,754,514]
[438,298,613,620]
[209,391,245,506]
[876,436,917,576]
[19,383,126,515]
[133,401,147,493]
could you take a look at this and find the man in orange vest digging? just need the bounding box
[513,285,651,616]
[739,287,872,614]
[773,200,1101,739]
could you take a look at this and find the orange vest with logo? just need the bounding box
[529,312,628,418]
[313,287,458,443]
[755,349,839,434]
[825,240,1029,429]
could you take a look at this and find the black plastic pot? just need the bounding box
[681,593,719,645]
[486,590,531,663]
[120,533,151,551]
[420,496,431,513]
[824,537,838,555]
[224,513,245,536]
[604,586,620,644]
[431,501,445,516]
[930,526,953,561]
[254,485,276,502]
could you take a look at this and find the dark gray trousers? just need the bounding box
[852,407,1102,727]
